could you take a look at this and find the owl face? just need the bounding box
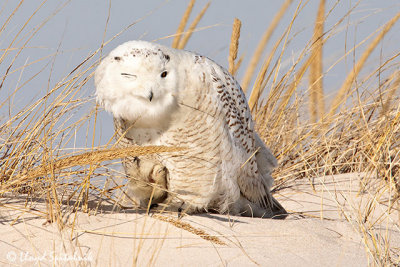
[95,41,179,128]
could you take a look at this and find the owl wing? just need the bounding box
[202,58,282,212]
[254,132,278,188]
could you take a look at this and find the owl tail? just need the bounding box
[259,175,287,219]
[270,196,288,219]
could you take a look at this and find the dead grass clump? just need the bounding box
[240,5,400,265]
[327,11,400,119]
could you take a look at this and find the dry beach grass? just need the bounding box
[0,0,399,265]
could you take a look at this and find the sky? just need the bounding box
[1,0,399,147]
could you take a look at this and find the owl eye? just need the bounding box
[121,73,137,79]
[160,71,168,78]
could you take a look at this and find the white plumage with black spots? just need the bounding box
[95,40,286,218]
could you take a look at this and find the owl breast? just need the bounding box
[126,60,243,212]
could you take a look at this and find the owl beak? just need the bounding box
[149,91,153,102]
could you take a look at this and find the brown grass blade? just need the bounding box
[4,146,185,189]
[153,214,226,246]
[241,0,293,93]
[228,18,241,75]
[177,2,210,50]
[382,70,400,115]
[327,11,400,119]
[0,0,24,46]
[248,0,301,112]
[172,0,195,49]
[247,32,285,112]
[309,0,325,123]
[274,57,313,128]
[232,54,244,76]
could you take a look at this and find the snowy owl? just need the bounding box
[95,40,286,218]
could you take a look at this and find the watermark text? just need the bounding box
[6,250,93,264]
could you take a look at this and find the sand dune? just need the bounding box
[1,173,398,266]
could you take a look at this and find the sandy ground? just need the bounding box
[0,173,399,266]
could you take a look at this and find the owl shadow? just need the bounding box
[0,193,292,227]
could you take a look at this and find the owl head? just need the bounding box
[95,40,179,128]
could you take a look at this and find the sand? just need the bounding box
[1,173,399,266]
